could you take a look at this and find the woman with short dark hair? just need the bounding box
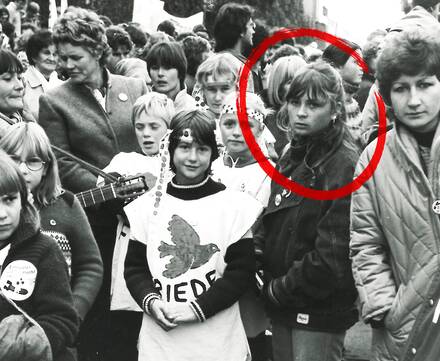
[0,49,27,138]
[146,41,196,112]
[23,29,61,120]
[350,27,440,361]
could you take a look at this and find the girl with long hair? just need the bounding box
[255,61,359,361]
[0,149,78,361]
[0,122,103,323]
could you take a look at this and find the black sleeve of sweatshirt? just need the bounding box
[124,239,159,308]
[193,237,256,321]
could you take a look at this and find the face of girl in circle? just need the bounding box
[9,147,47,192]
[57,43,101,86]
[219,112,263,154]
[0,192,21,243]
[390,73,440,133]
[203,74,236,116]
[287,94,335,138]
[149,65,180,99]
[0,71,24,116]
[173,140,212,185]
[134,112,168,156]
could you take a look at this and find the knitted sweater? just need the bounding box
[39,191,103,320]
[0,204,79,361]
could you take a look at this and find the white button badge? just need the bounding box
[433,200,440,214]
[118,93,128,102]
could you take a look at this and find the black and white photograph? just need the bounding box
[0,0,439,360]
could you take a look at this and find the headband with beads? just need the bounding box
[220,104,265,124]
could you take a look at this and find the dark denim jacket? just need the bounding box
[255,126,359,332]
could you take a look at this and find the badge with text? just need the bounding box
[0,260,37,301]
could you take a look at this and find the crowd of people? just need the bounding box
[2,0,440,360]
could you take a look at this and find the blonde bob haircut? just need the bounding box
[0,122,62,207]
[195,52,254,91]
[131,92,176,128]
[267,55,307,108]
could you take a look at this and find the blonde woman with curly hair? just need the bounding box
[37,7,147,361]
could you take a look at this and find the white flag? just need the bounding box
[48,0,57,29]
[60,0,68,16]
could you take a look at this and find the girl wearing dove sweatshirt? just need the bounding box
[124,109,263,361]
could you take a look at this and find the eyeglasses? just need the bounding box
[9,155,46,171]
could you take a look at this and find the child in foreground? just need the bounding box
[124,109,263,361]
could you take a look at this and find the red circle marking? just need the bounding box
[237,28,387,201]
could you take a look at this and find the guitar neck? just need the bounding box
[76,183,118,208]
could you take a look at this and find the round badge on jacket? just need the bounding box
[432,200,440,214]
[118,93,128,102]
[0,260,37,301]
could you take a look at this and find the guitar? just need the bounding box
[76,172,157,208]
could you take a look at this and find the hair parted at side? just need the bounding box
[376,27,440,105]
[52,7,110,65]
[282,61,359,156]
[0,149,28,207]
[0,48,24,75]
[286,61,346,121]
[0,122,62,207]
[146,41,188,90]
[282,61,348,137]
[213,2,253,52]
[131,92,175,127]
[168,110,219,173]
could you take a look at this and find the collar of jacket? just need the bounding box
[25,66,45,89]
[278,123,345,177]
[8,203,40,250]
[389,119,440,197]
[0,111,22,124]
[79,67,111,95]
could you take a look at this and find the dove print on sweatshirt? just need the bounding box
[124,178,263,361]
[159,215,220,279]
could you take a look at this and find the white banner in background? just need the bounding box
[132,0,203,33]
